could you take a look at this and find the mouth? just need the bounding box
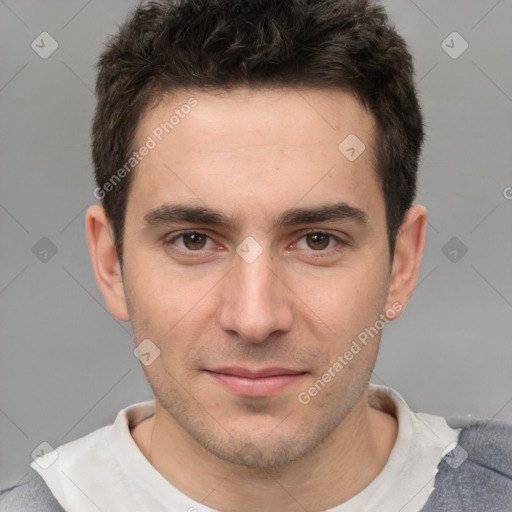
[203,367,308,397]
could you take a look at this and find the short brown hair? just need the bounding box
[91,0,424,268]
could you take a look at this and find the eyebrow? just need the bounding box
[142,201,368,232]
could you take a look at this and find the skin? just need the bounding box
[86,86,426,511]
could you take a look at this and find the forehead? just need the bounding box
[137,86,375,154]
[128,86,383,230]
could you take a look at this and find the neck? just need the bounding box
[131,387,398,511]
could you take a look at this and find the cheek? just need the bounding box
[125,263,218,374]
[125,251,213,332]
[311,275,388,370]
[302,263,387,329]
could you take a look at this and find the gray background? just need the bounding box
[1,0,511,490]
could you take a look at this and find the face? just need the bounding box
[95,87,410,468]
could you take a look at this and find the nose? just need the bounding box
[217,245,293,344]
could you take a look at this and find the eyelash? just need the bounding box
[163,229,347,258]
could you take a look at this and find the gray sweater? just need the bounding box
[1,415,511,511]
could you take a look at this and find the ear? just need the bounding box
[383,205,427,320]
[85,204,130,322]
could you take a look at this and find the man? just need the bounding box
[2,0,511,510]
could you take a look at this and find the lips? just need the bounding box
[204,366,307,397]
[207,366,306,378]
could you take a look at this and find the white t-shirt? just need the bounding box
[31,384,460,512]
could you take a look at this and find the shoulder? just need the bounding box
[422,416,512,511]
[0,467,64,511]
[448,414,512,477]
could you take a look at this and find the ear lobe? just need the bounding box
[85,204,130,322]
[384,205,427,319]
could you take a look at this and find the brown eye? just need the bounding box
[305,233,331,250]
[165,231,215,252]
[181,233,208,250]
[294,231,344,255]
